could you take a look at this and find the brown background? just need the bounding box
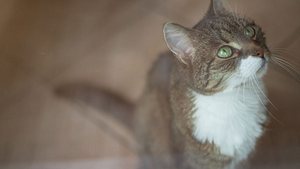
[0,0,299,168]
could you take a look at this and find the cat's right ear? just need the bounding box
[206,0,227,17]
[163,22,195,65]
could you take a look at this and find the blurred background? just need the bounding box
[0,0,299,169]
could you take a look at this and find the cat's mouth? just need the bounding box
[256,56,268,75]
[258,57,266,69]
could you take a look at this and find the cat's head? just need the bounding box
[163,0,270,94]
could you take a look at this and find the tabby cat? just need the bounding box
[134,0,270,168]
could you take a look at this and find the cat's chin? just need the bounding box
[238,56,267,77]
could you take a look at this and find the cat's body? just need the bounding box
[57,0,272,169]
[135,55,268,169]
[135,52,267,169]
[135,0,270,168]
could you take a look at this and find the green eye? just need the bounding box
[217,46,233,58]
[244,26,256,38]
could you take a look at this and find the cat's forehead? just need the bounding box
[194,13,261,45]
[207,14,254,34]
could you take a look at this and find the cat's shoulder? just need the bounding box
[147,52,175,90]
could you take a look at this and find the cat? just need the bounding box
[135,0,270,168]
[56,0,277,168]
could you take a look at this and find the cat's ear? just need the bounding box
[163,22,195,64]
[206,0,227,17]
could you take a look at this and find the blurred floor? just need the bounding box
[0,0,299,168]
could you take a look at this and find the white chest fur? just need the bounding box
[191,81,267,160]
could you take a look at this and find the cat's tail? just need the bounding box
[54,83,135,129]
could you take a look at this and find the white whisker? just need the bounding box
[249,77,265,106]
[270,56,300,81]
[272,56,297,69]
[250,77,283,126]
[252,76,278,110]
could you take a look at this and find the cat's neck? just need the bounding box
[191,81,268,160]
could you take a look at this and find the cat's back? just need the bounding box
[147,52,175,91]
[134,52,177,169]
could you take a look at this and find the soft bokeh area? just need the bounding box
[0,0,299,169]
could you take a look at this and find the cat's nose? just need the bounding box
[243,42,265,58]
[254,48,264,58]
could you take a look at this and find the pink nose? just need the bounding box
[255,48,264,57]
[243,42,265,58]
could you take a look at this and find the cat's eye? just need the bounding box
[217,46,233,58]
[244,26,256,38]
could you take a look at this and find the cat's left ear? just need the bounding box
[163,22,195,65]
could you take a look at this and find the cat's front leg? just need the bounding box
[181,135,232,169]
